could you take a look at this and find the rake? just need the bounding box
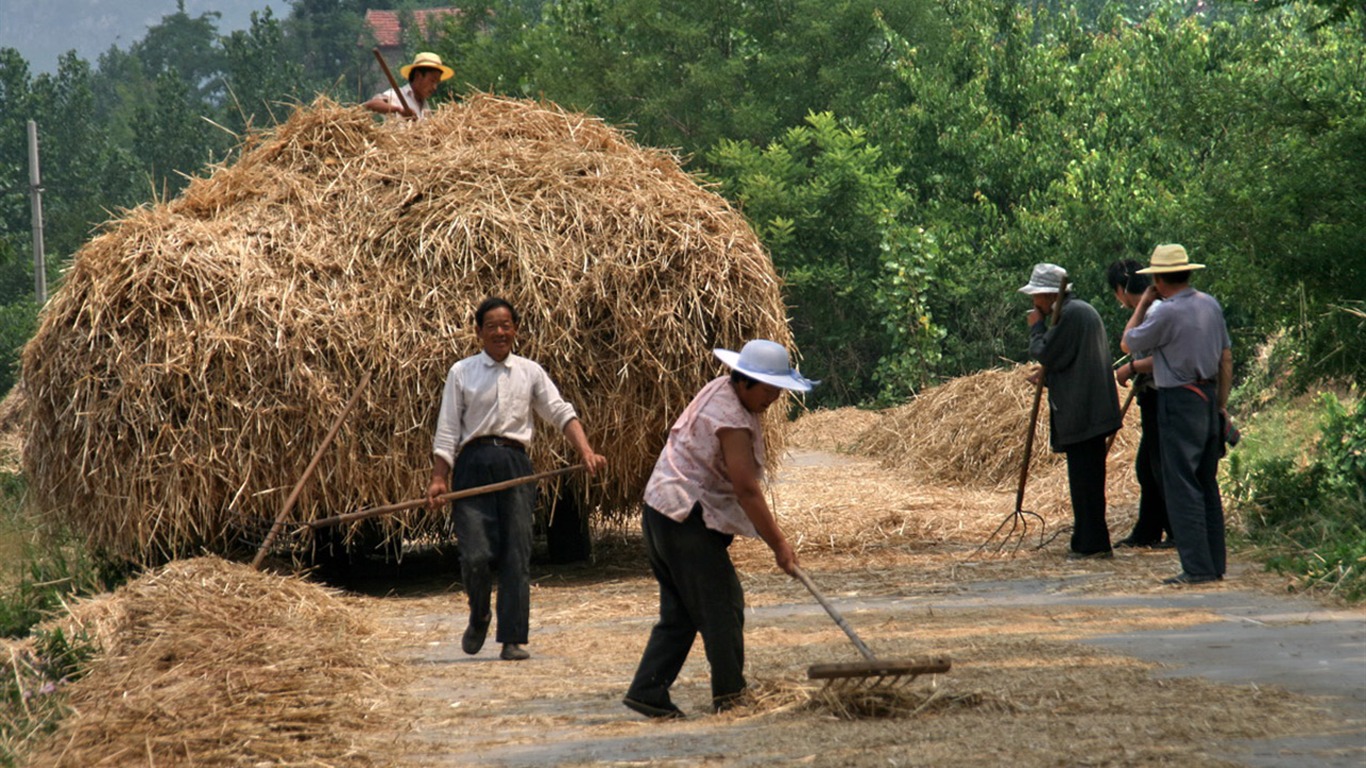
[793,566,950,691]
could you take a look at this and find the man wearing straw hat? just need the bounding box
[624,339,815,719]
[1020,263,1123,559]
[426,297,607,661]
[363,51,454,120]
[1108,259,1173,550]
[1122,244,1233,585]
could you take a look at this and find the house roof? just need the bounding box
[363,8,460,48]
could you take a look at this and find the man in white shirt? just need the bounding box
[426,297,606,661]
[363,51,453,120]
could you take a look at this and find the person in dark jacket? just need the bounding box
[1107,259,1173,549]
[1021,263,1123,558]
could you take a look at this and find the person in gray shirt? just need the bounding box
[1021,264,1123,559]
[1122,244,1232,585]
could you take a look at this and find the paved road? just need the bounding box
[902,573,1366,767]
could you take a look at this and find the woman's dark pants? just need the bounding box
[627,503,746,710]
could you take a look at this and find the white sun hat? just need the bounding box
[713,339,817,392]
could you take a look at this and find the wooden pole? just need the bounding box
[250,369,373,569]
[372,48,414,117]
[304,464,584,531]
[27,120,46,303]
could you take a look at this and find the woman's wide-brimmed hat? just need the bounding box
[1136,243,1205,274]
[401,52,455,81]
[713,340,817,392]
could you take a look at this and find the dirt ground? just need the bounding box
[330,447,1366,768]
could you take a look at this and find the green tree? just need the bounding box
[222,8,308,133]
[708,112,941,405]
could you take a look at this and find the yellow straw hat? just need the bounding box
[1136,244,1205,274]
[400,52,454,81]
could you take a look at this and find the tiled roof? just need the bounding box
[363,8,460,48]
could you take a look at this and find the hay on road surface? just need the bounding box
[21,95,791,565]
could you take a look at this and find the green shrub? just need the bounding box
[1229,392,1366,600]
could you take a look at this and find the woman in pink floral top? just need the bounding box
[624,339,816,719]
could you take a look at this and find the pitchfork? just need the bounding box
[971,276,1068,557]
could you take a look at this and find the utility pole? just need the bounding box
[27,120,47,304]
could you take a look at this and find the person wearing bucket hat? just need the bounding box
[1020,264,1123,560]
[624,340,815,719]
[1122,244,1233,586]
[363,51,454,120]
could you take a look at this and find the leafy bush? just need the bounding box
[1229,392,1366,600]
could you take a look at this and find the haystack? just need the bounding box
[852,366,1139,516]
[20,95,792,565]
[17,557,397,766]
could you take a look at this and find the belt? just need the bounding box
[466,435,526,452]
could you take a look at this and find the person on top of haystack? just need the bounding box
[1020,263,1123,560]
[363,51,453,120]
[623,339,816,720]
[426,297,607,661]
[1122,244,1233,586]
[1108,259,1173,550]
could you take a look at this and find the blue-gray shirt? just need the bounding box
[1123,287,1231,389]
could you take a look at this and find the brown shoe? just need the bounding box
[500,643,530,661]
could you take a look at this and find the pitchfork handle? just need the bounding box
[793,566,878,662]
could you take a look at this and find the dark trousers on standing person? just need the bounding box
[1064,434,1112,556]
[1158,383,1226,580]
[627,503,746,712]
[451,440,536,645]
[1124,389,1171,545]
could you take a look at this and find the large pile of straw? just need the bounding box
[21,557,397,766]
[21,95,791,564]
[853,366,1137,492]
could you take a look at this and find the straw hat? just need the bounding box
[714,340,817,392]
[1017,263,1072,295]
[401,52,454,81]
[1136,243,1204,274]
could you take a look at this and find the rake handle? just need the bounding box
[793,565,877,662]
[304,464,584,530]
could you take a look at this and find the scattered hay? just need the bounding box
[20,557,400,767]
[21,95,792,565]
[734,676,1009,721]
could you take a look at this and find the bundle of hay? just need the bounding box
[21,95,791,565]
[853,366,1138,492]
[20,557,397,766]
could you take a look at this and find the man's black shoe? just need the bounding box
[499,643,530,661]
[462,615,490,655]
[623,697,685,719]
[1067,550,1114,560]
[1163,572,1220,585]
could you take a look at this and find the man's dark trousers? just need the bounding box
[1158,383,1226,579]
[1128,388,1171,543]
[1063,434,1112,555]
[627,503,746,710]
[451,441,536,645]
